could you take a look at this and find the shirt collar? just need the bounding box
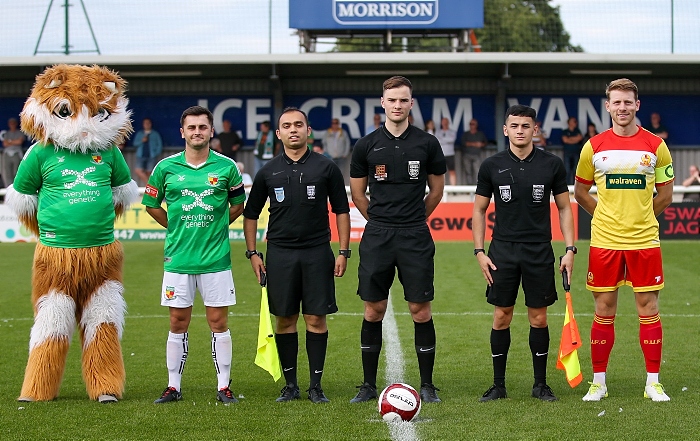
[506,147,536,163]
[283,148,311,164]
[382,124,412,140]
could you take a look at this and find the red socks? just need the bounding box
[590,314,615,373]
[639,314,663,373]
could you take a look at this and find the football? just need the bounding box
[378,383,421,422]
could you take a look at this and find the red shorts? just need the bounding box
[587,247,664,292]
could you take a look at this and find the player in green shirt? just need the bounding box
[142,106,246,405]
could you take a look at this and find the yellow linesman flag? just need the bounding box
[255,286,282,382]
[556,291,583,388]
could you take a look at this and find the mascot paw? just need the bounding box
[17,396,36,402]
[98,394,118,404]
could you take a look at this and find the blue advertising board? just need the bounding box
[289,0,484,30]
[1,93,699,148]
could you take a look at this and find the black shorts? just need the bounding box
[266,242,338,317]
[485,239,557,308]
[357,223,435,303]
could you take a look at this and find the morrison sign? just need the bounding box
[289,0,484,30]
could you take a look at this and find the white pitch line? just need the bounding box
[383,292,419,441]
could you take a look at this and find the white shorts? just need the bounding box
[161,270,236,308]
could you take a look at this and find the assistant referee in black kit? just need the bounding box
[472,104,576,403]
[349,76,446,404]
[243,107,350,404]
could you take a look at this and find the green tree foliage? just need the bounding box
[333,0,582,52]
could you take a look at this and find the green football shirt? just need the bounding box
[142,150,245,274]
[13,143,132,248]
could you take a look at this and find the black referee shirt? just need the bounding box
[243,149,350,248]
[475,147,568,243]
[350,125,446,225]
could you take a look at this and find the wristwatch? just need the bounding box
[565,246,578,254]
[339,249,351,258]
[245,250,259,259]
[474,248,485,256]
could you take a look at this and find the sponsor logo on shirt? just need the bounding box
[499,185,511,202]
[408,160,420,179]
[605,174,645,189]
[145,184,159,198]
[62,167,97,189]
[181,189,215,211]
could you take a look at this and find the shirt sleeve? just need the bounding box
[110,146,132,187]
[242,171,267,220]
[575,141,595,184]
[12,144,42,195]
[426,137,447,175]
[328,162,350,214]
[350,138,369,178]
[228,163,246,205]
[654,141,675,185]
[141,163,165,207]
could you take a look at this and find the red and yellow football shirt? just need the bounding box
[575,126,674,250]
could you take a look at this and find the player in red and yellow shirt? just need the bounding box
[574,78,674,402]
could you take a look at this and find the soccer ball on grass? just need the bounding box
[378,383,421,422]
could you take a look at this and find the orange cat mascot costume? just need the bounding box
[5,65,138,403]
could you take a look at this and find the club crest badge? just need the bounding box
[499,185,512,202]
[408,160,420,179]
[532,184,544,201]
[306,185,316,200]
[374,164,387,181]
[165,286,175,300]
[91,153,102,164]
[274,187,285,202]
[207,173,219,187]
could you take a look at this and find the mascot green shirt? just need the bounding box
[13,143,132,248]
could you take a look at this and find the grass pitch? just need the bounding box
[1,240,699,440]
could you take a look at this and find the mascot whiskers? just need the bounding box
[6,64,139,403]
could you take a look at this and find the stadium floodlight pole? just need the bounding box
[34,0,100,56]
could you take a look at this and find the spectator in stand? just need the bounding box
[582,122,598,147]
[237,161,253,190]
[532,120,548,150]
[682,164,700,202]
[459,118,488,185]
[216,119,242,161]
[424,119,436,135]
[561,117,583,185]
[253,120,279,176]
[644,112,669,141]
[2,117,26,187]
[313,143,332,159]
[133,117,163,186]
[435,117,457,185]
[366,113,382,135]
[322,118,351,183]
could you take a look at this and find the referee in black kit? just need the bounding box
[472,104,575,402]
[243,107,350,404]
[349,76,446,404]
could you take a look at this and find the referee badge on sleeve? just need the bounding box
[499,185,512,202]
[274,187,285,202]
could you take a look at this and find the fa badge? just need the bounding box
[532,184,544,202]
[306,185,316,200]
[274,187,285,202]
[499,185,512,202]
[208,173,219,186]
[408,161,420,179]
[374,165,388,181]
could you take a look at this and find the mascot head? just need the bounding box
[20,64,133,154]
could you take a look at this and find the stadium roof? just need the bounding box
[2,52,700,82]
